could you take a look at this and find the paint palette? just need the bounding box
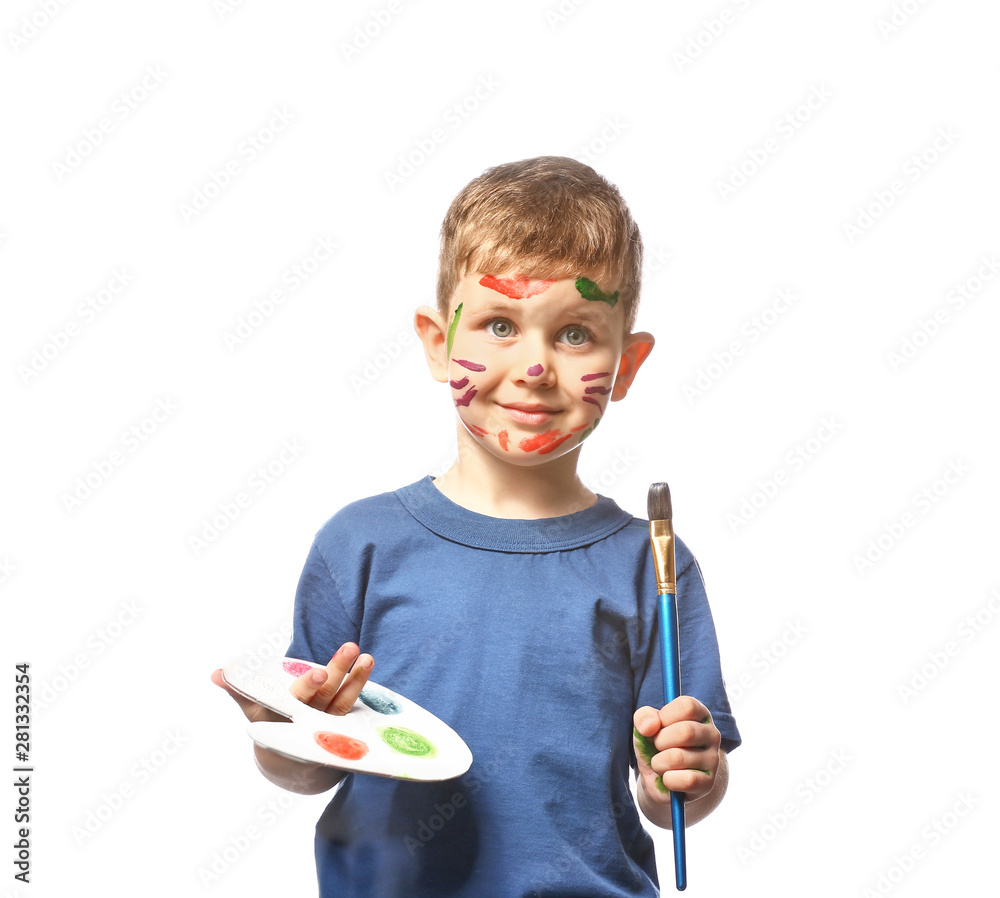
[221,654,473,782]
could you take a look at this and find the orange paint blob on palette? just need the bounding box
[221,653,473,781]
[315,731,369,761]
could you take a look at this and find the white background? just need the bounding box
[2,0,997,895]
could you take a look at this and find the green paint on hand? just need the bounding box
[575,277,619,307]
[379,726,438,758]
[446,303,463,358]
[633,727,669,793]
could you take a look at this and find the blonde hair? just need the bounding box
[437,156,643,332]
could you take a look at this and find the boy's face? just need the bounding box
[430,271,651,467]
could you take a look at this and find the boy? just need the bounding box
[214,156,740,895]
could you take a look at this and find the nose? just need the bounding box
[513,339,554,387]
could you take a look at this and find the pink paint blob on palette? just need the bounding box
[222,654,473,781]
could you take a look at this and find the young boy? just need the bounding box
[214,156,740,896]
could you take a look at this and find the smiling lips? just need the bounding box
[500,402,559,425]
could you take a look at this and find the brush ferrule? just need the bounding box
[649,520,677,595]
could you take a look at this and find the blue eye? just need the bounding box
[560,326,591,346]
[488,319,514,338]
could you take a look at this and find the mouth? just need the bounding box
[499,402,560,425]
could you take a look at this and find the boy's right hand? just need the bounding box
[212,641,375,722]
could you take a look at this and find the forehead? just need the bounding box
[456,271,622,324]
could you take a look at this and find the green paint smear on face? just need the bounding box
[379,726,438,758]
[576,277,619,307]
[633,727,669,793]
[446,303,463,358]
[578,416,602,443]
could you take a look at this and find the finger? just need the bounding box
[289,665,332,708]
[650,745,716,779]
[326,654,374,716]
[656,695,711,730]
[305,642,360,708]
[632,706,661,737]
[653,718,722,753]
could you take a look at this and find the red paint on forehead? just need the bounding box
[479,275,556,299]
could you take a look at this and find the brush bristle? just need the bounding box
[647,482,672,521]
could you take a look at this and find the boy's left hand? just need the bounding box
[632,696,722,804]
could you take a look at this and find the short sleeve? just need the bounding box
[285,539,363,665]
[634,539,742,754]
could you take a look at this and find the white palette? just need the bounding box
[222,654,473,782]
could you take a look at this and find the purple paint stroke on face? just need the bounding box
[527,364,544,377]
[581,372,612,382]
[455,388,478,407]
[585,386,611,395]
[455,359,487,372]
[449,376,470,389]
[582,396,604,410]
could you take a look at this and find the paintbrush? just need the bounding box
[647,482,686,891]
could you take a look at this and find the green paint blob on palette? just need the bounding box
[221,654,472,781]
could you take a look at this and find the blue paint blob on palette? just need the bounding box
[359,684,402,715]
[221,653,472,781]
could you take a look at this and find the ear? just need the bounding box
[414,305,450,383]
[611,331,655,401]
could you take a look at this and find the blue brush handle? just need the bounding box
[658,590,687,891]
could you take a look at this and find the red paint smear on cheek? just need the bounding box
[469,424,490,437]
[537,433,574,455]
[449,377,469,389]
[518,429,563,452]
[455,359,487,372]
[581,372,612,382]
[479,275,555,299]
[582,396,604,411]
[498,430,510,450]
[283,661,314,677]
[314,731,369,761]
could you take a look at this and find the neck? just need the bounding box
[432,422,597,519]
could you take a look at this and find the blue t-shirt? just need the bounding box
[287,476,740,897]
